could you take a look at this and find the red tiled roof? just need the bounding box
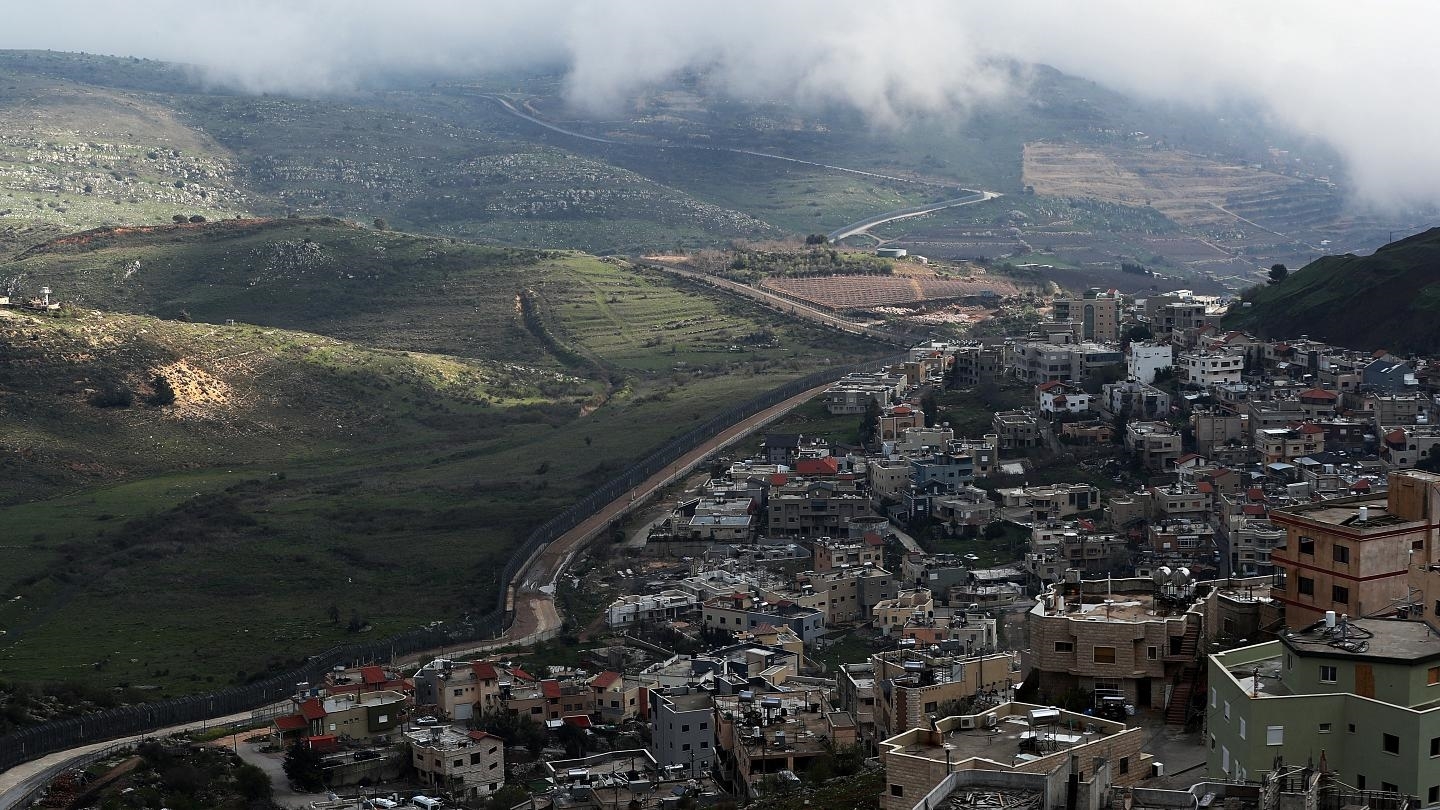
[797,457,839,476]
[1079,519,1096,532]
[274,714,307,732]
[590,671,621,689]
[1298,423,1325,435]
[468,730,501,742]
[1197,482,1215,494]
[892,404,913,415]
[508,667,536,683]
[541,680,562,700]
[1176,453,1201,465]
[563,715,592,728]
[1352,480,1372,491]
[299,698,326,721]
[472,662,498,681]
[863,531,885,547]
[1299,388,1338,401]
[1036,381,1064,392]
[361,665,386,685]
[769,473,789,486]
[1247,488,1266,501]
[1243,504,1267,516]
[1385,428,1408,445]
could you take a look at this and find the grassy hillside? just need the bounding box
[0,219,884,694]
[1224,227,1440,352]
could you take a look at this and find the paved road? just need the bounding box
[826,191,1001,243]
[0,707,286,809]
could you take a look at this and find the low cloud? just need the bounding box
[6,1,1439,208]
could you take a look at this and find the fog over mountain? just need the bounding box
[8,0,1437,208]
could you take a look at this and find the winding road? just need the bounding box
[481,93,1002,244]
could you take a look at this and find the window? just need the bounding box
[1211,688,1217,708]
[924,702,939,713]
[1055,641,1074,653]
[1223,700,1231,720]
[1266,726,1284,746]
[1383,782,1399,793]
[1430,737,1440,757]
[470,753,481,765]
[682,724,690,732]
[1332,585,1350,604]
[1383,733,1400,755]
[1148,646,1158,660]
[682,743,691,751]
[891,785,905,798]
[1320,665,1338,683]
[1333,545,1350,564]
[1298,536,1315,555]
[1319,723,1332,733]
[1348,723,1356,733]
[454,759,463,768]
[1239,718,1247,739]
[1297,577,1315,596]
[1429,786,1438,804]
[700,722,709,730]
[1119,757,1130,774]
[1093,646,1116,664]
[1429,666,1440,685]
[1357,775,1365,790]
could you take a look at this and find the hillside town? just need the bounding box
[56,284,1436,810]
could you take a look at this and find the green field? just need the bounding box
[0,220,887,699]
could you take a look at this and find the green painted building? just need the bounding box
[1208,617,1440,804]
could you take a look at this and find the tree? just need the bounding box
[188,215,206,223]
[1124,324,1153,343]
[489,784,529,810]
[373,218,388,230]
[172,214,188,224]
[859,398,882,446]
[282,742,325,792]
[234,762,273,801]
[920,390,938,427]
[148,375,176,406]
[1269,263,1288,283]
[557,721,589,758]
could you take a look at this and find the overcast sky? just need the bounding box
[6,1,1437,208]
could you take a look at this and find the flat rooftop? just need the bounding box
[1272,494,1413,529]
[893,706,1122,769]
[1283,618,1440,662]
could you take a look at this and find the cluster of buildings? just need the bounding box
[251,279,1440,809]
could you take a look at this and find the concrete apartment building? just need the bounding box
[701,593,827,642]
[649,688,715,778]
[1025,576,1203,715]
[870,648,1018,739]
[992,410,1041,450]
[879,702,1147,810]
[948,342,1004,386]
[1256,424,1325,464]
[406,726,505,800]
[1103,379,1172,420]
[995,482,1100,521]
[794,564,896,625]
[1127,341,1174,384]
[1208,618,1440,799]
[1052,289,1122,342]
[1126,421,1183,470]
[766,479,869,538]
[812,535,884,572]
[1380,425,1440,469]
[1176,349,1245,387]
[1269,471,1440,626]
[713,690,857,799]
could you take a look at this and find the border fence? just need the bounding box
[0,352,901,773]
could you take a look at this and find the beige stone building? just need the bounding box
[870,649,1018,739]
[406,725,505,800]
[879,702,1147,810]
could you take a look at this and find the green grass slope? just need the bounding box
[1225,226,1440,352]
[0,219,885,694]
